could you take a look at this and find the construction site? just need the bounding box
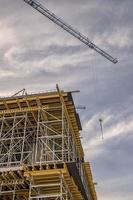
[0,0,119,199]
[0,85,97,200]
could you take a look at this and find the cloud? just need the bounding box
[0,1,133,200]
[83,114,133,152]
[98,175,133,200]
[0,20,17,47]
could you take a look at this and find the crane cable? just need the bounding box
[90,61,104,140]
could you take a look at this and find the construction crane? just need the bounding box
[23,0,118,64]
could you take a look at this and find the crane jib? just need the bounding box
[23,0,118,64]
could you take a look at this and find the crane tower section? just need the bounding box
[0,85,97,200]
[23,0,118,64]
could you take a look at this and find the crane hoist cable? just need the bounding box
[23,0,118,64]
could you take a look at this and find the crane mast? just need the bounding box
[23,0,118,64]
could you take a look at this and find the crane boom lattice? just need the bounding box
[23,0,118,64]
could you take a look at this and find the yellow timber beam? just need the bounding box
[56,84,84,158]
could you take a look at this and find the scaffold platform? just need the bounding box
[0,85,97,200]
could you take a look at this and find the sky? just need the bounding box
[0,0,133,199]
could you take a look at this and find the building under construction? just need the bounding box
[0,85,97,200]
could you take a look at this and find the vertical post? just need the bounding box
[62,103,64,162]
[35,108,40,163]
[0,112,5,137]
[13,184,16,200]
[8,112,16,167]
[0,112,5,155]
[53,139,55,161]
[60,174,63,200]
[45,111,48,163]
[67,120,70,162]
[0,182,2,195]
[40,141,43,169]
[29,180,32,200]
[32,142,35,167]
[72,137,76,161]
[21,112,28,164]
[66,192,68,200]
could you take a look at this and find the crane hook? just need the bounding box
[99,118,104,139]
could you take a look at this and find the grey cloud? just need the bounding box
[0,0,133,200]
[9,44,84,62]
[90,134,133,199]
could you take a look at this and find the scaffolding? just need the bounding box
[0,85,97,200]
